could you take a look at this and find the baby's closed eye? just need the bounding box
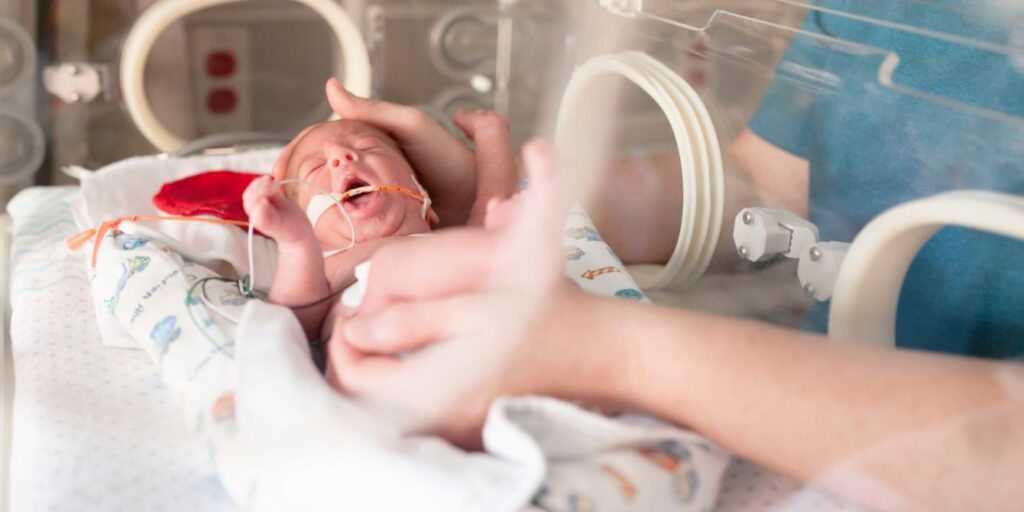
[301,162,326,180]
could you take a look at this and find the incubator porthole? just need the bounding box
[0,43,16,79]
[428,8,497,80]
[0,111,45,185]
[0,18,33,92]
[431,85,491,116]
[556,52,724,291]
[121,0,371,153]
[442,17,494,67]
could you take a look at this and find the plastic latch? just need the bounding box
[772,210,820,259]
[797,241,850,301]
[733,208,820,262]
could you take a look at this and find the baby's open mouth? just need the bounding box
[342,179,375,208]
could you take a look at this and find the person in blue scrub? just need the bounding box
[321,3,1024,510]
[745,0,1024,358]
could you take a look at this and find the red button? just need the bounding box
[206,51,237,78]
[207,88,237,114]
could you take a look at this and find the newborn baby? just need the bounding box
[243,111,516,341]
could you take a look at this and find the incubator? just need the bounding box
[2,0,1024,511]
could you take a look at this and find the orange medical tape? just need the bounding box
[340,184,424,203]
[65,215,250,268]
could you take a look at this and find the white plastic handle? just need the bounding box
[121,0,372,153]
[829,191,1024,347]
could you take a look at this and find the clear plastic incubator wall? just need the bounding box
[2,1,1023,511]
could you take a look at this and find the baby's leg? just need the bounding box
[453,110,519,226]
[243,176,331,338]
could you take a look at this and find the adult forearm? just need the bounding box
[574,297,1024,511]
[422,172,475,228]
[402,138,476,227]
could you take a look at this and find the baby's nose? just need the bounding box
[328,147,358,168]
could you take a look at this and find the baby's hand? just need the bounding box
[242,176,313,244]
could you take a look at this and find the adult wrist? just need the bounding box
[536,287,640,414]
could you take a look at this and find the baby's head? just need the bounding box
[273,120,437,243]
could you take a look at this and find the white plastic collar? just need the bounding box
[829,191,1024,347]
[556,51,724,291]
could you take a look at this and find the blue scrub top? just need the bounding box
[749,1,1024,358]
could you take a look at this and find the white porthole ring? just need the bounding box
[828,191,1024,347]
[555,51,723,290]
[121,0,371,153]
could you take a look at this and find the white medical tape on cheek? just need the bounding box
[410,173,432,220]
[306,193,343,228]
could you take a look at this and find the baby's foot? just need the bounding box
[453,109,509,141]
[453,110,518,225]
[242,176,315,244]
[483,196,519,231]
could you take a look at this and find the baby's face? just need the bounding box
[284,120,431,243]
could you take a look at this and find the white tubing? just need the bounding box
[828,191,1024,347]
[121,0,371,153]
[555,51,723,290]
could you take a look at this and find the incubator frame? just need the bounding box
[4,1,1024,510]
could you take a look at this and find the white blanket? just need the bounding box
[73,149,280,348]
[7,187,235,512]
[76,149,731,511]
[5,181,864,512]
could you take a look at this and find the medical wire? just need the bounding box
[199,277,243,324]
[185,276,237,358]
[186,174,359,347]
[187,270,345,357]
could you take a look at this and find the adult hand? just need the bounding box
[325,78,476,227]
[325,141,629,448]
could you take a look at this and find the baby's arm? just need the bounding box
[243,176,332,339]
[453,110,519,226]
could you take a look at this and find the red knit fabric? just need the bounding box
[153,170,262,224]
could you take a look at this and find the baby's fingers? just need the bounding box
[246,197,278,228]
[243,176,278,208]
